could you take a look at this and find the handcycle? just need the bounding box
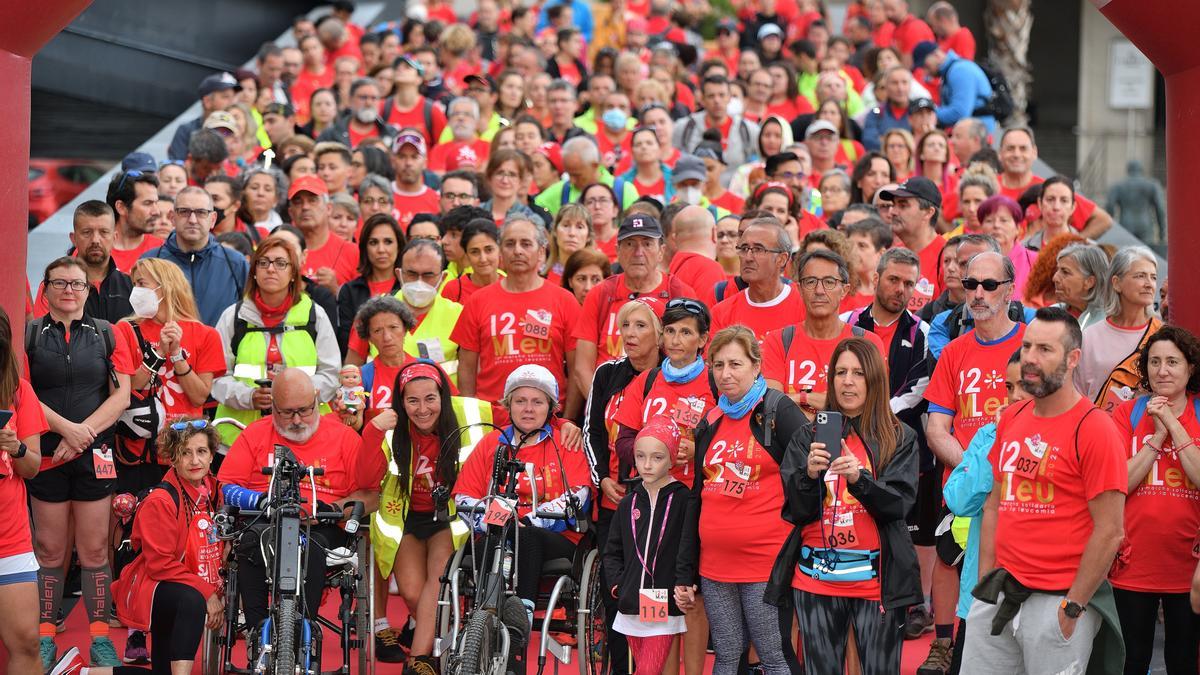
[434,426,609,675]
[204,418,374,675]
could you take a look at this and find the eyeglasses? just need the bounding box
[175,207,214,220]
[584,197,613,207]
[401,269,441,283]
[493,170,521,181]
[961,277,1013,292]
[170,419,209,431]
[667,298,706,316]
[273,402,317,419]
[360,197,391,207]
[46,279,89,292]
[442,192,476,202]
[256,257,291,270]
[774,171,806,181]
[799,276,845,291]
[735,244,786,257]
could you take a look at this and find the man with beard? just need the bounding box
[33,200,134,321]
[219,368,378,630]
[963,307,1126,673]
[921,250,1027,671]
[882,177,945,313]
[428,97,492,174]
[106,170,163,273]
[316,78,397,149]
[453,218,581,422]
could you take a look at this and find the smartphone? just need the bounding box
[253,378,272,389]
[814,411,844,463]
[0,409,12,429]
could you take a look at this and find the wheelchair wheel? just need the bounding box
[355,537,375,675]
[454,609,505,675]
[273,596,297,675]
[577,548,609,675]
[436,544,469,673]
[201,627,222,675]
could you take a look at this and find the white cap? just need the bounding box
[805,119,840,139]
[504,364,559,403]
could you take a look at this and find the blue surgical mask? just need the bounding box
[601,108,628,132]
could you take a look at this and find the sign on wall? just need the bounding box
[1109,39,1154,109]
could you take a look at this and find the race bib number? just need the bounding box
[93,445,116,480]
[1192,530,1200,560]
[638,588,668,622]
[721,463,749,499]
[484,498,514,527]
[1009,438,1047,480]
[671,398,704,428]
[522,309,552,340]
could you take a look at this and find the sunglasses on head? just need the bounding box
[170,419,209,432]
[961,277,1012,292]
[115,170,145,194]
[666,298,706,316]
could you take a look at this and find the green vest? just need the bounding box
[216,294,327,446]
[365,291,463,384]
[370,396,493,575]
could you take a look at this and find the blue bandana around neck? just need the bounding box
[499,423,554,447]
[661,356,705,384]
[718,376,767,419]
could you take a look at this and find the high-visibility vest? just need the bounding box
[370,396,493,575]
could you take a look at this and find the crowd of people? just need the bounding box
[7,1,1194,675]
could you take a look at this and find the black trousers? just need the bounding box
[596,506,632,675]
[112,581,207,674]
[236,523,349,628]
[1113,587,1199,675]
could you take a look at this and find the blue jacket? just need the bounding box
[928,304,1036,360]
[535,0,594,42]
[943,421,995,620]
[167,117,203,161]
[861,104,911,152]
[935,51,996,133]
[141,233,249,327]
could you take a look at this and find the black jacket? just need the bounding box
[336,276,401,357]
[602,480,698,617]
[315,111,398,148]
[85,259,135,324]
[302,277,339,341]
[681,388,808,586]
[766,419,922,611]
[583,357,646,491]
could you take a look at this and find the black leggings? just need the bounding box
[514,526,575,602]
[794,590,903,675]
[111,581,207,674]
[1113,587,1199,675]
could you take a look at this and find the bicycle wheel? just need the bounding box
[455,609,505,675]
[273,596,297,675]
[578,549,609,675]
[355,537,375,675]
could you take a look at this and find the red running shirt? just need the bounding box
[925,325,1025,450]
[217,417,369,502]
[762,324,885,396]
[0,379,49,557]
[573,274,696,367]
[989,397,1126,590]
[614,367,717,488]
[304,233,360,286]
[1108,397,1200,593]
[710,285,807,342]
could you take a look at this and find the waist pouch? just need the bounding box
[798,546,881,582]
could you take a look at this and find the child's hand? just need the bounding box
[674,584,696,611]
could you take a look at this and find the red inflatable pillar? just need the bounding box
[0,1,91,346]
[1096,0,1200,333]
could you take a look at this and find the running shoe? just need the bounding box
[90,636,121,667]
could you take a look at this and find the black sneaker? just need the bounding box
[375,628,407,663]
[397,619,416,651]
[904,605,935,640]
[123,630,150,665]
[403,655,439,675]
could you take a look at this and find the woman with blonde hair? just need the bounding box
[544,203,593,285]
[880,128,915,182]
[226,102,264,164]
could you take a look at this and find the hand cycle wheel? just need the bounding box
[577,548,609,675]
[272,596,297,675]
[454,609,508,675]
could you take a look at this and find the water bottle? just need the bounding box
[502,550,514,582]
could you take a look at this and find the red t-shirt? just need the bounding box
[870,319,900,362]
[798,210,828,240]
[872,22,895,51]
[762,323,886,395]
[364,360,404,414]
[218,417,367,502]
[290,67,335,124]
[614,367,716,488]
[367,279,395,297]
[632,176,667,203]
[906,235,946,313]
[408,429,441,512]
[450,280,581,403]
[999,175,1097,233]
[0,379,49,557]
[1108,397,1200,593]
[596,131,632,171]
[698,410,792,582]
[766,97,815,121]
[839,291,874,315]
[668,251,726,309]
[112,236,164,274]
[574,274,696,366]
[441,273,490,304]
[555,57,583,87]
[990,397,1127,590]
[384,96,448,147]
[304,232,360,285]
[892,15,935,56]
[453,426,593,544]
[793,431,882,599]
[940,27,977,61]
[347,124,379,149]
[711,191,745,213]
[394,185,441,231]
[428,139,491,173]
[595,234,618,263]
[925,324,1026,449]
[710,285,807,342]
[324,39,364,70]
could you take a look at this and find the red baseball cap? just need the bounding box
[535,142,563,173]
[288,174,329,200]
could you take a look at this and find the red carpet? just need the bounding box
[30,596,937,673]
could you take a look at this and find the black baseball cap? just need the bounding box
[464,73,497,93]
[880,176,942,208]
[908,97,935,115]
[198,72,240,98]
[617,213,664,241]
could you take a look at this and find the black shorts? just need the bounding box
[27,450,115,503]
[115,461,169,496]
[405,510,449,541]
[906,466,943,547]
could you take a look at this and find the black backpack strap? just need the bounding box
[714,280,728,302]
[849,325,865,338]
[230,299,248,355]
[90,317,118,387]
[643,367,660,397]
[762,388,783,448]
[781,325,795,355]
[382,97,394,123]
[24,316,42,362]
[423,98,434,139]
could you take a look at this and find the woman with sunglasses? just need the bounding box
[356,359,492,667]
[213,235,341,446]
[613,298,716,675]
[53,418,226,675]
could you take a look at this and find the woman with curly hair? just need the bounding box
[1021,232,1087,309]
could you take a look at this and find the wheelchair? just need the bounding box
[432,436,609,675]
[201,418,375,675]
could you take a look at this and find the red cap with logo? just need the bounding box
[288,174,329,200]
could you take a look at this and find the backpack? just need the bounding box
[778,323,865,354]
[229,299,319,356]
[25,315,115,375]
[946,58,1014,123]
[113,481,179,579]
[381,97,436,142]
[1094,318,1161,414]
[697,387,788,450]
[947,301,1026,343]
[1129,395,1200,429]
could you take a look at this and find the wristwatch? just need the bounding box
[170,350,188,364]
[1060,599,1086,619]
[12,443,26,459]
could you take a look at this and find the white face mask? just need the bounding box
[355,106,377,124]
[678,187,702,206]
[402,277,440,308]
[129,286,161,319]
[726,96,744,118]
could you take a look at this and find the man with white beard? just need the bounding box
[218,368,379,629]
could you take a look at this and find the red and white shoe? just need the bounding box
[48,646,85,675]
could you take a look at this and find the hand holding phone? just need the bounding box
[815,411,844,463]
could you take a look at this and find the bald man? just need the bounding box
[218,368,379,628]
[667,205,726,307]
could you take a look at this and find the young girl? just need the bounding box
[602,416,697,675]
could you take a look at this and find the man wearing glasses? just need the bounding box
[139,186,248,327]
[762,248,884,416]
[709,217,806,340]
[218,368,377,630]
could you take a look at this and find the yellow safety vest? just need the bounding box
[216,294,329,446]
[365,291,463,384]
[370,396,493,575]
